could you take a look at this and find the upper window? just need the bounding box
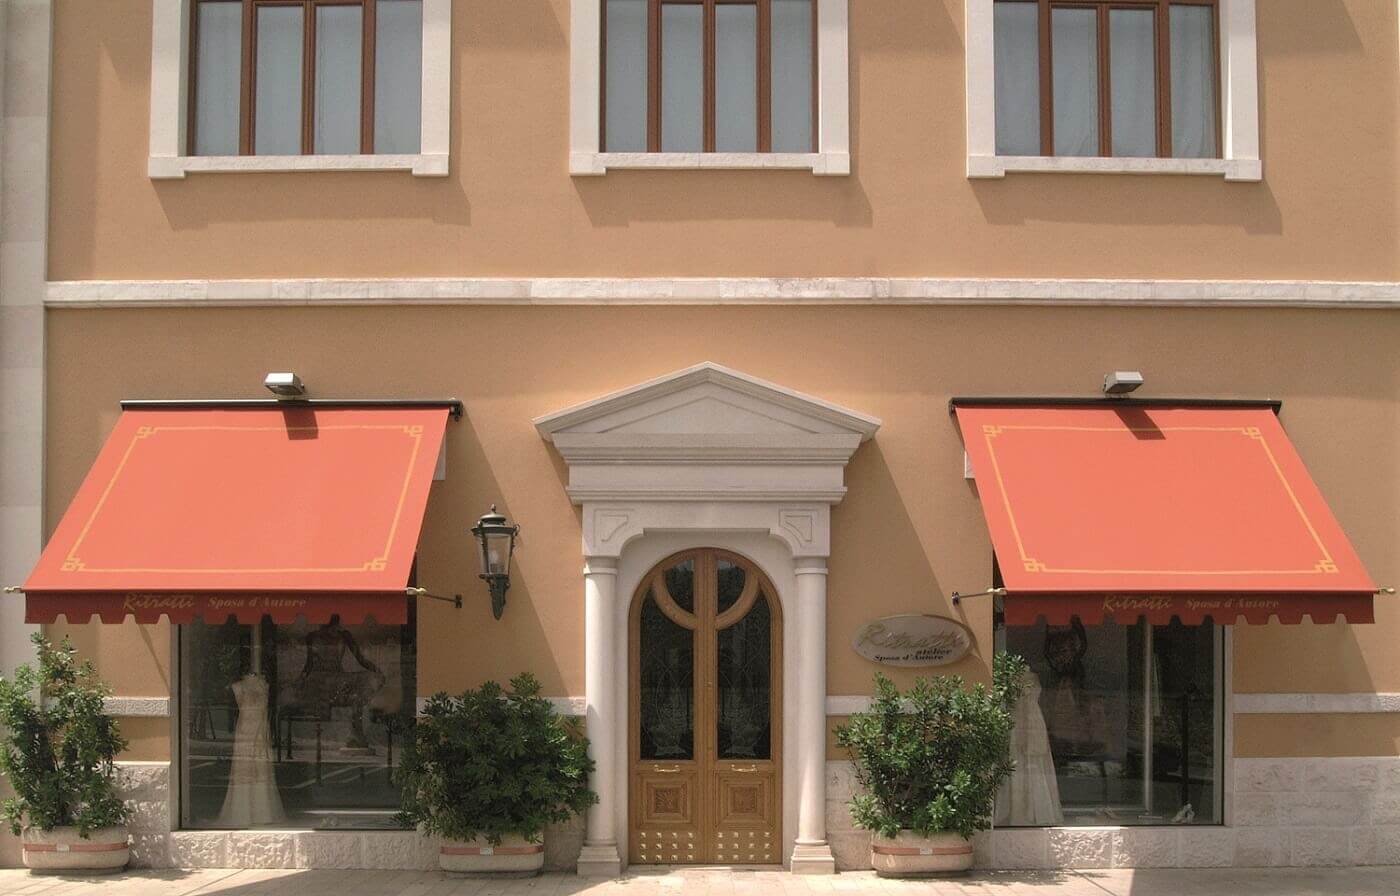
[189,0,423,156]
[993,0,1218,159]
[602,0,815,153]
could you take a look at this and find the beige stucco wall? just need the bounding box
[45,0,1399,282]
[41,303,1400,761]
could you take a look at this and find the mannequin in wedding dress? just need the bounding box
[217,625,285,827]
[995,669,1064,826]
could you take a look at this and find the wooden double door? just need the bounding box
[629,549,782,865]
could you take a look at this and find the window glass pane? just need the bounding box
[375,0,422,153]
[717,594,771,760]
[639,592,696,761]
[716,559,746,615]
[1051,7,1099,157]
[194,1,242,156]
[715,4,758,152]
[180,614,418,829]
[254,5,304,155]
[770,0,813,152]
[1109,8,1156,157]
[314,5,363,154]
[661,3,703,152]
[605,0,648,151]
[662,557,696,614]
[996,617,1221,826]
[1170,4,1217,158]
[993,1,1040,156]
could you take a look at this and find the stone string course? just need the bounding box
[825,757,1400,871]
[117,758,1400,871]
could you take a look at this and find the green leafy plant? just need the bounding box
[835,652,1028,840]
[0,634,130,837]
[396,673,597,845]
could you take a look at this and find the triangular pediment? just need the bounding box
[534,363,880,442]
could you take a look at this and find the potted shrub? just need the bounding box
[835,653,1027,876]
[0,634,131,872]
[397,673,597,875]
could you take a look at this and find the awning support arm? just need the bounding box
[406,587,463,609]
[950,586,1007,607]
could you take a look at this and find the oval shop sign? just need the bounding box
[851,614,975,668]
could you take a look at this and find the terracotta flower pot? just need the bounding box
[439,833,545,875]
[21,825,130,873]
[871,830,974,877]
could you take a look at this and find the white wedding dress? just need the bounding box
[217,674,286,827]
[996,672,1064,827]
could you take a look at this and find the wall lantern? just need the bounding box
[471,505,519,619]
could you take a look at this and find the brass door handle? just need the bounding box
[732,765,759,773]
[653,765,681,774]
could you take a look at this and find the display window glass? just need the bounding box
[995,613,1223,827]
[178,609,417,830]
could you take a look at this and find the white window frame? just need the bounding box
[965,0,1261,182]
[569,0,851,176]
[147,0,452,179]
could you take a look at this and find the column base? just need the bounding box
[789,842,836,875]
[577,843,623,877]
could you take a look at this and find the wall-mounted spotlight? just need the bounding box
[1103,371,1144,396]
[264,372,307,398]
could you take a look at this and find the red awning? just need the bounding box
[954,403,1377,626]
[22,405,451,625]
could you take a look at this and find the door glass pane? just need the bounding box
[315,5,363,154]
[993,0,1040,156]
[717,594,771,760]
[1170,3,1217,158]
[1109,8,1156,157]
[605,0,648,151]
[1150,621,1220,824]
[770,0,813,152]
[194,1,242,155]
[375,0,422,153]
[180,612,418,830]
[661,3,703,151]
[662,557,695,613]
[1051,7,1099,156]
[715,4,758,152]
[716,559,746,614]
[639,592,695,760]
[254,5,304,155]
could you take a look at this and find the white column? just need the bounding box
[577,556,623,876]
[790,558,835,874]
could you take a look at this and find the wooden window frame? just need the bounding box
[188,0,391,156]
[1000,0,1221,159]
[600,0,817,154]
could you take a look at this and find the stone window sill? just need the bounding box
[968,154,1262,182]
[570,151,850,176]
[148,153,450,180]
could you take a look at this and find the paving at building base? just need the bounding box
[4,867,1400,896]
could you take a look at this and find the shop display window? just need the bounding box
[178,609,417,830]
[995,614,1223,827]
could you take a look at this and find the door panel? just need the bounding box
[630,549,781,865]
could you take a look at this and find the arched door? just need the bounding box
[629,549,782,865]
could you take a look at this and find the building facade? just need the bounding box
[1,0,1398,876]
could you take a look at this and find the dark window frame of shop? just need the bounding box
[188,0,422,156]
[993,0,1222,159]
[601,0,818,153]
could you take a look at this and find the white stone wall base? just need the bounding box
[575,844,622,877]
[789,843,837,874]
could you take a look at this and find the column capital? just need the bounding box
[583,556,619,576]
[793,557,829,575]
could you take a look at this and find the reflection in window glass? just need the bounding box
[1051,7,1099,156]
[639,593,696,760]
[376,0,423,153]
[254,6,305,155]
[315,5,364,154]
[716,559,747,615]
[997,616,1221,826]
[179,612,417,830]
[605,0,648,151]
[715,4,758,152]
[661,3,704,151]
[717,595,772,759]
[1109,8,1157,157]
[1171,4,1217,158]
[194,1,242,156]
[993,0,1040,156]
[770,0,813,152]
